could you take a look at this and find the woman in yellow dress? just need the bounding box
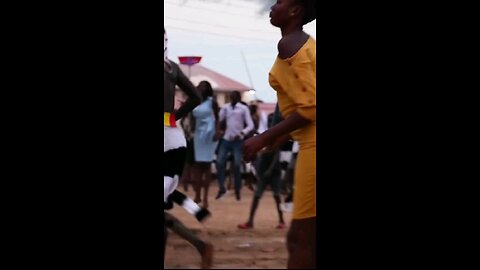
[242,0,316,268]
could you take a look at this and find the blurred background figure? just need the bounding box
[191,80,219,209]
[238,112,286,230]
[247,103,260,138]
[280,140,298,213]
[215,91,254,201]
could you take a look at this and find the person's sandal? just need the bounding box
[237,223,253,229]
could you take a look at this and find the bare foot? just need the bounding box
[201,242,214,269]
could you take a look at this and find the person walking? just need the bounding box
[237,113,287,230]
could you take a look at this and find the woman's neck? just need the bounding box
[280,25,303,37]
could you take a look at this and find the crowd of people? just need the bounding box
[164,0,316,268]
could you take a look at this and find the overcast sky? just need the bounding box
[164,0,316,103]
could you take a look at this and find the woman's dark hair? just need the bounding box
[199,80,213,98]
[267,113,275,128]
[249,104,258,114]
[198,80,218,122]
[294,0,316,25]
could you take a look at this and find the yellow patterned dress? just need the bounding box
[269,36,316,220]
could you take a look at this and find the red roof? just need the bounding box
[178,63,251,92]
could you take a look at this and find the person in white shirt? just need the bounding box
[215,91,254,201]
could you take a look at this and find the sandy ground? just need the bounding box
[165,183,292,269]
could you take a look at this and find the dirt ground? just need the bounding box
[165,183,292,269]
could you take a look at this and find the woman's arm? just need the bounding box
[212,100,220,123]
[263,150,280,178]
[243,112,309,162]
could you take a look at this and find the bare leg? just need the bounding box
[192,163,202,203]
[201,163,211,209]
[274,195,285,225]
[247,196,260,225]
[287,217,316,269]
[165,212,214,269]
[180,163,192,192]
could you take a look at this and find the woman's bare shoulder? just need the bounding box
[277,33,309,59]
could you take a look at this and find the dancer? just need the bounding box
[165,212,213,269]
[242,0,317,268]
[164,28,212,268]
